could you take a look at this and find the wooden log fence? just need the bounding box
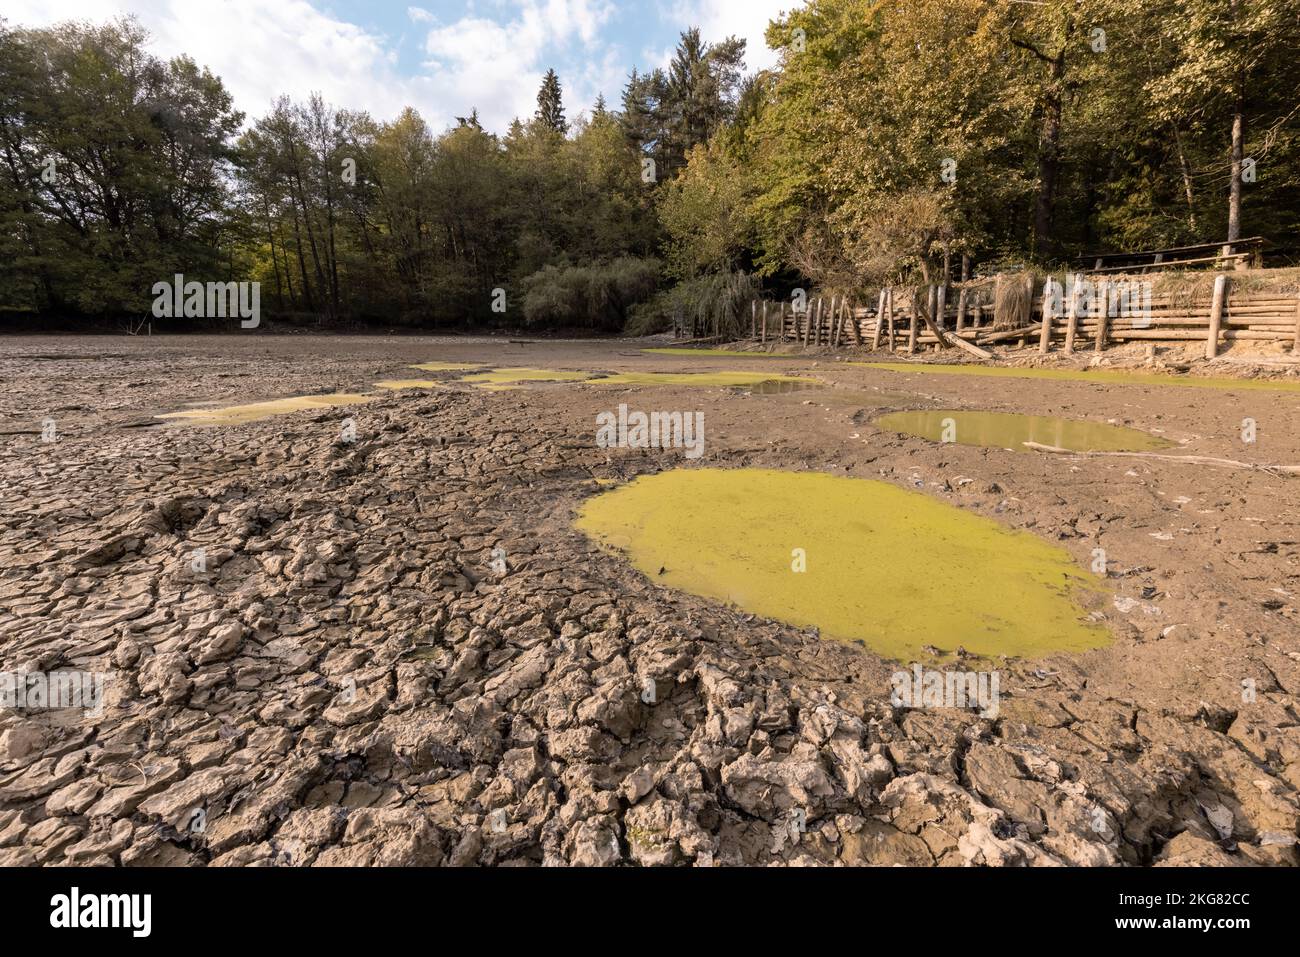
[745,275,1300,356]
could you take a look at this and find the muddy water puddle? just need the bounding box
[575,467,1109,661]
[875,410,1173,452]
[591,371,818,390]
[460,368,593,389]
[856,361,1300,393]
[157,393,375,426]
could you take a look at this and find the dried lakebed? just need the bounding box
[1,335,1298,868]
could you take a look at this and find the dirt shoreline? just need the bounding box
[1,335,1297,866]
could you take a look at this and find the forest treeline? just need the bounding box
[1,1,1298,334]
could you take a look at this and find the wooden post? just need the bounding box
[957,254,969,333]
[1064,274,1080,354]
[751,299,757,339]
[1206,273,1228,359]
[872,290,885,349]
[907,289,920,354]
[830,295,841,347]
[1292,293,1300,354]
[1094,279,1110,353]
[1020,274,1033,349]
[887,288,896,351]
[1039,277,1054,354]
[760,301,768,343]
[936,283,947,331]
[847,298,861,345]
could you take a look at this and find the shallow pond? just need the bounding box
[575,467,1109,660]
[592,371,818,389]
[874,410,1172,452]
[157,393,375,426]
[459,368,593,388]
[855,362,1300,393]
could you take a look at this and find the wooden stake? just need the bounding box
[1206,274,1228,359]
[907,289,919,354]
[751,299,757,339]
[1039,278,1054,354]
[887,288,896,351]
[1063,274,1080,354]
[1094,279,1109,352]
[761,300,768,343]
[1293,293,1300,354]
[872,290,885,349]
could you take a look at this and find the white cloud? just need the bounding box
[664,0,798,72]
[418,0,616,129]
[6,1,425,123]
[0,0,792,133]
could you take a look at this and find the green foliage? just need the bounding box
[0,17,241,315]
[521,257,659,330]
[4,4,1300,330]
[627,270,757,339]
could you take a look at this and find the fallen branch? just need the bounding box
[915,296,996,360]
[1023,441,1300,476]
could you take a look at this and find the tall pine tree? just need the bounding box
[536,68,567,135]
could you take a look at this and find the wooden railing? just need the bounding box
[749,275,1300,357]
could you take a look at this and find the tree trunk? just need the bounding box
[1032,51,1064,262]
[1223,102,1244,264]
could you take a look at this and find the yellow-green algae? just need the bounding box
[408,362,484,372]
[374,379,445,390]
[875,410,1173,453]
[855,361,1300,393]
[460,367,593,387]
[591,371,818,388]
[157,393,374,426]
[575,468,1109,661]
[642,347,793,358]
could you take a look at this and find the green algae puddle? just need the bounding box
[855,361,1300,394]
[642,348,793,358]
[460,367,593,388]
[157,393,375,426]
[875,410,1173,453]
[575,468,1109,661]
[592,371,818,389]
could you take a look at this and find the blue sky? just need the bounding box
[6,1,798,132]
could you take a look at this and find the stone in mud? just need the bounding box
[721,748,836,821]
[563,815,622,867]
[197,621,245,664]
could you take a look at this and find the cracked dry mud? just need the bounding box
[1,335,1299,867]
